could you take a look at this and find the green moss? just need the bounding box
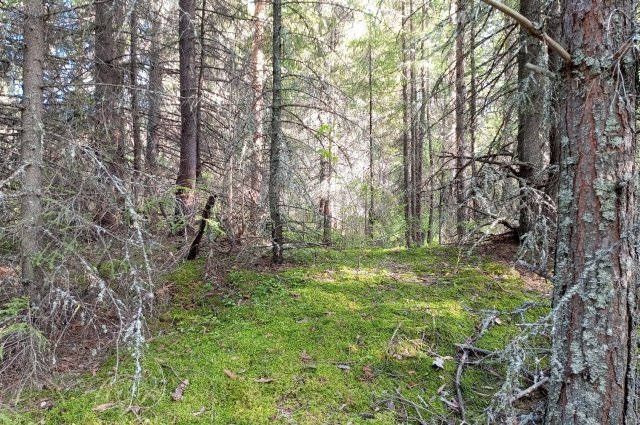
[11,247,548,424]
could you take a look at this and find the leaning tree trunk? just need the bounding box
[20,0,45,294]
[175,0,198,228]
[545,0,638,423]
[269,0,284,263]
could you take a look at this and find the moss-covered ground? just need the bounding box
[6,246,548,424]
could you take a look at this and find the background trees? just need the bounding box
[2,0,638,421]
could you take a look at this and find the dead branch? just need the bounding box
[479,0,571,63]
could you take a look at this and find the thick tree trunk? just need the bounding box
[248,0,267,233]
[146,8,163,174]
[516,0,547,239]
[546,1,638,423]
[269,0,284,263]
[454,0,468,238]
[175,0,198,226]
[20,0,45,293]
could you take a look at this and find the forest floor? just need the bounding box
[6,245,550,424]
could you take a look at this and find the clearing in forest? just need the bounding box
[11,246,549,424]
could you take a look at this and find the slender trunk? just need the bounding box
[130,5,142,198]
[146,8,163,174]
[20,0,45,293]
[195,0,206,182]
[469,9,478,219]
[401,0,411,248]
[409,0,422,246]
[269,0,284,263]
[516,0,547,239]
[366,42,375,240]
[95,0,125,173]
[175,0,198,227]
[454,0,467,238]
[425,90,434,244]
[248,0,267,232]
[546,1,638,423]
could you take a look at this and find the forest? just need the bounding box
[0,0,638,423]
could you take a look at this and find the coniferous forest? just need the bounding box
[1,0,638,423]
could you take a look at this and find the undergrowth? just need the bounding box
[5,246,549,424]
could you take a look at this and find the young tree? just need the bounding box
[269,0,284,263]
[545,0,638,423]
[20,0,45,294]
[176,0,198,224]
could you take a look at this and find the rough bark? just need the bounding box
[546,1,638,423]
[175,0,198,225]
[20,0,45,293]
[269,0,284,263]
[516,0,547,239]
[454,0,468,238]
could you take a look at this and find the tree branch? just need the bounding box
[480,0,571,63]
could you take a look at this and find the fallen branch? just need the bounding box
[454,344,495,357]
[480,0,571,63]
[508,376,549,404]
[453,314,498,422]
[186,194,217,260]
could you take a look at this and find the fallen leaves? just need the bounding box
[171,379,190,401]
[254,377,274,383]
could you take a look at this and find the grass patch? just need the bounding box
[10,246,549,424]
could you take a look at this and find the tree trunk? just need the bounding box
[365,42,375,240]
[130,4,142,199]
[195,0,207,182]
[516,0,547,239]
[546,1,638,423]
[146,7,163,174]
[95,0,125,172]
[401,0,411,248]
[175,0,198,228]
[454,0,468,238]
[20,0,45,293]
[248,0,267,233]
[269,0,284,263]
